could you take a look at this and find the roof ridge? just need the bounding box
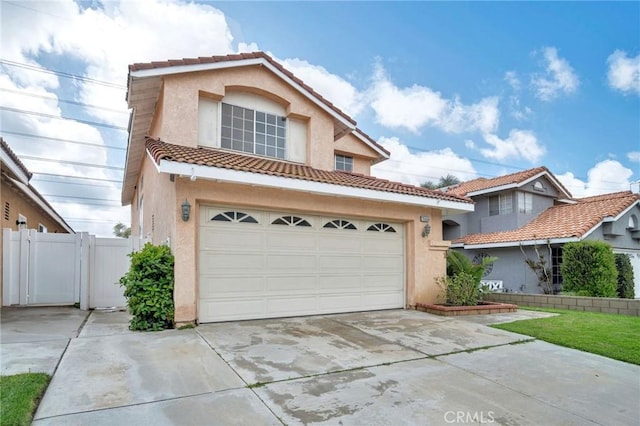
[1,137,33,179]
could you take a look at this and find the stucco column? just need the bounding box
[173,196,198,325]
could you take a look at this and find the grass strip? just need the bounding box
[0,373,50,426]
[491,307,640,365]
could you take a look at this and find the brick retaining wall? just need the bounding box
[484,293,640,316]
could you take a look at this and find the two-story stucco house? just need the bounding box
[122,52,473,325]
[443,167,640,297]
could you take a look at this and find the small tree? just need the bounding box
[560,241,617,297]
[113,222,131,238]
[520,242,554,294]
[421,174,461,190]
[440,250,498,305]
[614,253,635,299]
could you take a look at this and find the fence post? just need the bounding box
[2,229,11,306]
[78,232,91,310]
[18,229,30,305]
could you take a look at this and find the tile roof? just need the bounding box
[129,52,389,158]
[456,190,640,246]
[445,166,570,197]
[1,137,32,179]
[146,137,472,205]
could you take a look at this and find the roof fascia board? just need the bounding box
[461,237,578,249]
[155,157,474,213]
[466,170,570,198]
[352,131,389,160]
[6,176,74,233]
[129,58,357,132]
[1,149,30,184]
[467,183,519,197]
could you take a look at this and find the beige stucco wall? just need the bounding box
[153,66,360,172]
[170,178,449,324]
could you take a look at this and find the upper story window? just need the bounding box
[489,193,513,216]
[221,103,286,159]
[335,154,353,172]
[518,192,533,214]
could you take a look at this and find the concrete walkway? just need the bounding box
[1,307,638,425]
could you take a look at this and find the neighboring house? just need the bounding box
[123,52,473,324]
[1,137,74,305]
[443,167,640,297]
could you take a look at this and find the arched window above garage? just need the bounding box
[367,223,396,233]
[272,216,312,227]
[323,219,357,230]
[211,211,258,223]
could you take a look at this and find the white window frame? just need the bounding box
[518,191,533,214]
[38,223,47,233]
[489,193,513,216]
[17,213,27,230]
[220,102,287,159]
[335,154,353,172]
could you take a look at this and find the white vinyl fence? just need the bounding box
[2,229,139,309]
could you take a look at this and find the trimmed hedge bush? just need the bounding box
[560,241,617,297]
[615,253,635,299]
[120,243,175,331]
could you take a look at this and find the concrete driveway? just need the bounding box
[1,308,638,425]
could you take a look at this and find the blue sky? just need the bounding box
[1,0,639,236]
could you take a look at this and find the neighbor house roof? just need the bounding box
[454,190,640,248]
[1,138,74,233]
[145,137,474,212]
[445,166,572,199]
[123,52,389,204]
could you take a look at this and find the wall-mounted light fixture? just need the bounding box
[181,199,191,222]
[421,216,431,238]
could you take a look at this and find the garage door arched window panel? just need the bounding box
[211,211,259,224]
[323,219,357,230]
[367,223,397,233]
[271,216,312,227]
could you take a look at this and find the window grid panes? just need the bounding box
[489,193,513,216]
[221,103,286,159]
[518,192,533,214]
[335,155,353,172]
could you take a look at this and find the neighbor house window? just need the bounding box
[221,103,286,159]
[518,192,533,214]
[489,193,513,216]
[38,224,47,233]
[335,154,353,172]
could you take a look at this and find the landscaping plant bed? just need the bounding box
[415,301,518,316]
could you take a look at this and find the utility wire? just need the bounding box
[20,156,124,171]
[31,178,115,189]
[43,194,121,202]
[2,130,126,151]
[0,106,127,131]
[31,172,122,183]
[0,59,126,89]
[0,87,129,114]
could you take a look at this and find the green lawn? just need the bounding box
[0,373,50,426]
[492,307,640,365]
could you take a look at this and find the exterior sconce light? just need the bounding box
[421,216,431,238]
[181,199,191,222]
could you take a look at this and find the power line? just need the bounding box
[2,130,126,151]
[0,106,127,131]
[31,177,116,189]
[47,198,122,206]
[20,156,124,171]
[43,194,121,202]
[0,59,126,89]
[0,87,129,114]
[31,172,122,183]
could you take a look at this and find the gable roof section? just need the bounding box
[146,137,473,212]
[455,191,640,248]
[1,138,74,233]
[446,166,572,199]
[124,51,389,204]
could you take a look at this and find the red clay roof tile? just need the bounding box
[456,190,639,246]
[145,137,472,205]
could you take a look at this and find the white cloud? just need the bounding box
[628,151,640,163]
[557,160,634,197]
[371,137,477,187]
[504,71,521,90]
[480,129,546,163]
[368,62,500,134]
[531,47,580,101]
[606,50,640,95]
[278,57,365,117]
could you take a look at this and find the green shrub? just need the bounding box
[560,241,617,297]
[615,253,635,299]
[446,250,497,283]
[120,243,175,331]
[437,272,479,306]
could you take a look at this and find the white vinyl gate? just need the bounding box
[2,229,138,309]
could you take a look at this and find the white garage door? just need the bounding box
[198,206,405,322]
